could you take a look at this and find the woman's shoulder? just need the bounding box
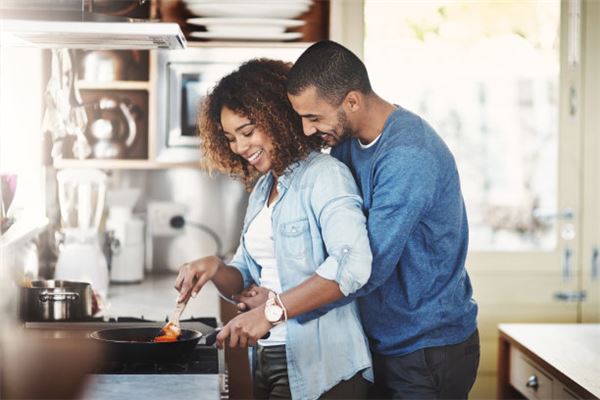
[298,152,356,187]
[303,151,348,172]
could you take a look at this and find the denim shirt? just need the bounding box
[229,151,373,400]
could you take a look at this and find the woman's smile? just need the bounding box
[247,149,264,165]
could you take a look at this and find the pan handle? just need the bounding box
[203,329,271,346]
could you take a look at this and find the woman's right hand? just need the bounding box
[174,255,221,303]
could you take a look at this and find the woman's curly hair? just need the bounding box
[198,58,323,190]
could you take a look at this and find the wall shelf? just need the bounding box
[77,80,150,90]
[53,158,201,170]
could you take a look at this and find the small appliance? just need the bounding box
[55,169,109,300]
[106,188,145,283]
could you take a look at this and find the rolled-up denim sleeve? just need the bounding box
[311,160,372,296]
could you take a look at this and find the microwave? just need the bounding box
[153,45,309,162]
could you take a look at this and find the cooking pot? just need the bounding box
[19,280,93,322]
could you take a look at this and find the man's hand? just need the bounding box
[215,305,272,348]
[232,284,271,311]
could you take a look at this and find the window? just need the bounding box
[364,0,561,251]
[0,47,45,223]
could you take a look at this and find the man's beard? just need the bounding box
[316,109,354,146]
[337,108,355,141]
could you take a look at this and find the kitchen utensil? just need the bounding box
[185,1,310,19]
[87,96,137,159]
[189,31,302,41]
[187,17,304,35]
[82,51,126,82]
[90,327,209,363]
[0,174,17,217]
[67,50,92,159]
[155,297,189,342]
[106,188,144,283]
[55,169,109,300]
[0,174,17,233]
[18,280,93,322]
[91,325,266,362]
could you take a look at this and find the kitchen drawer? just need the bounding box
[553,382,583,400]
[510,347,554,399]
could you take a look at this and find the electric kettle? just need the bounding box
[87,97,137,159]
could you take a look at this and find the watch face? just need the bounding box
[265,305,283,322]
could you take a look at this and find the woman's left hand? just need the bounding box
[215,305,272,348]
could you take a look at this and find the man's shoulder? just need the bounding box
[382,106,425,137]
[377,109,455,169]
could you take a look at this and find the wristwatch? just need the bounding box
[264,291,284,325]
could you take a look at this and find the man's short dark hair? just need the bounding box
[288,40,372,105]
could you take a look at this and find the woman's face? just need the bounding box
[220,107,275,174]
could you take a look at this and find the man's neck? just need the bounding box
[356,94,396,145]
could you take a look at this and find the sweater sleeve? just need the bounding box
[295,146,438,323]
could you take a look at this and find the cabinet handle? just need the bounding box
[553,290,586,302]
[532,208,574,222]
[562,247,573,281]
[526,375,539,390]
[592,247,598,280]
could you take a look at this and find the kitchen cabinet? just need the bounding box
[158,0,329,43]
[498,323,600,399]
[53,48,200,170]
[52,0,330,170]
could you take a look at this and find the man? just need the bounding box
[236,40,479,399]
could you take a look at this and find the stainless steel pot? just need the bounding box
[19,280,93,321]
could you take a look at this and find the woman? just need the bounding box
[175,59,372,400]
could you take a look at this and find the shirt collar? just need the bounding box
[275,151,317,190]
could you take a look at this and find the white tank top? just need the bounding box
[243,201,287,346]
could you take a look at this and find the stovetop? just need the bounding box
[23,317,223,375]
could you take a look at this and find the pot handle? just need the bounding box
[119,101,137,148]
[39,291,80,302]
[203,329,270,346]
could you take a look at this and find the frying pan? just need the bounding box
[90,327,220,363]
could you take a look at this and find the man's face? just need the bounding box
[288,86,355,147]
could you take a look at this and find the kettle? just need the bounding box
[88,97,137,159]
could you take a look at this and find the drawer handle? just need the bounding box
[526,375,539,390]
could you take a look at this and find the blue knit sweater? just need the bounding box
[297,106,478,356]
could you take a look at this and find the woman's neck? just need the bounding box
[268,175,279,207]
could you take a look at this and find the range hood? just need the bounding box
[0,3,186,50]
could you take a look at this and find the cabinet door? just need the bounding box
[581,0,600,323]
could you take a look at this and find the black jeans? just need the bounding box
[253,345,369,399]
[370,329,480,399]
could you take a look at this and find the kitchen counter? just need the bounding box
[83,374,222,400]
[498,323,600,399]
[103,272,220,321]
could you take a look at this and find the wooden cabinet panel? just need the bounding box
[510,347,554,400]
[498,324,600,399]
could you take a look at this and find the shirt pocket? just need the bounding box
[279,219,310,260]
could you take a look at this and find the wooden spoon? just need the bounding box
[154,298,188,342]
